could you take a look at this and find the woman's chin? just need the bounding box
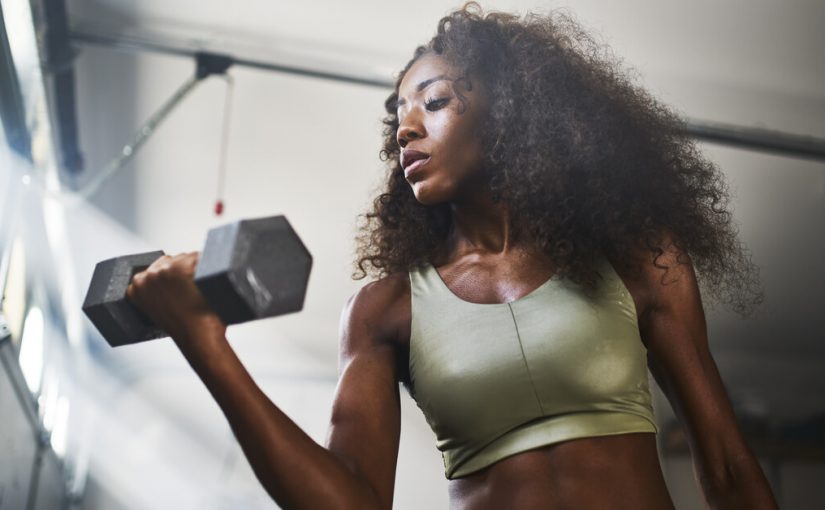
[411,182,447,206]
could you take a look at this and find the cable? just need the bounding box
[214,74,235,216]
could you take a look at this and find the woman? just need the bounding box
[126,3,778,509]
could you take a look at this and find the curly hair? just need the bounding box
[352,1,763,317]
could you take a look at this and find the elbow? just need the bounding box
[256,463,386,510]
[348,474,389,510]
[325,483,385,510]
[697,455,778,510]
[266,483,384,510]
[318,467,389,510]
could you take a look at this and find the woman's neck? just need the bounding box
[440,186,536,262]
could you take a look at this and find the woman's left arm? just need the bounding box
[634,238,778,510]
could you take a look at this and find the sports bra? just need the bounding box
[407,254,658,479]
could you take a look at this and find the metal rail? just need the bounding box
[70,30,394,89]
[69,29,825,164]
[684,118,825,161]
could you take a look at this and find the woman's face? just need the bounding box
[395,53,490,205]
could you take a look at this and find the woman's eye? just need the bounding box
[425,97,449,111]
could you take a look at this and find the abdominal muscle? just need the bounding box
[446,432,675,510]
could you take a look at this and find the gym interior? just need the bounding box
[1,1,823,509]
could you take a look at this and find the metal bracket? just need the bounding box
[195,51,234,79]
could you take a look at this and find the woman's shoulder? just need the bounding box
[604,230,690,321]
[352,271,411,310]
[344,271,412,348]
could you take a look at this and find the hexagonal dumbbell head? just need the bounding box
[194,215,312,325]
[82,250,167,346]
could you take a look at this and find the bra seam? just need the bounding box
[506,302,547,415]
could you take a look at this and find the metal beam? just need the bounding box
[684,119,825,161]
[70,30,394,89]
[69,29,825,163]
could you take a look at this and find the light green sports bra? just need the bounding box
[408,254,658,480]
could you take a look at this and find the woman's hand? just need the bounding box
[125,251,227,348]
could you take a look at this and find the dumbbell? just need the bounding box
[82,215,312,347]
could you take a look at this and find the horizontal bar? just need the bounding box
[69,29,825,163]
[70,30,394,89]
[684,118,825,162]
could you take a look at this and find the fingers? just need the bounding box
[126,252,200,298]
[147,252,199,275]
[125,274,140,301]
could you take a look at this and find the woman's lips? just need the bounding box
[404,156,431,179]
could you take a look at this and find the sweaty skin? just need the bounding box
[126,53,778,509]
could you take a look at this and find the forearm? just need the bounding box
[175,327,380,510]
[699,454,778,510]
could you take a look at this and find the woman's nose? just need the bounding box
[397,115,424,148]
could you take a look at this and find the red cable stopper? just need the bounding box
[214,200,224,216]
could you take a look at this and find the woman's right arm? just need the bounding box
[127,253,401,510]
